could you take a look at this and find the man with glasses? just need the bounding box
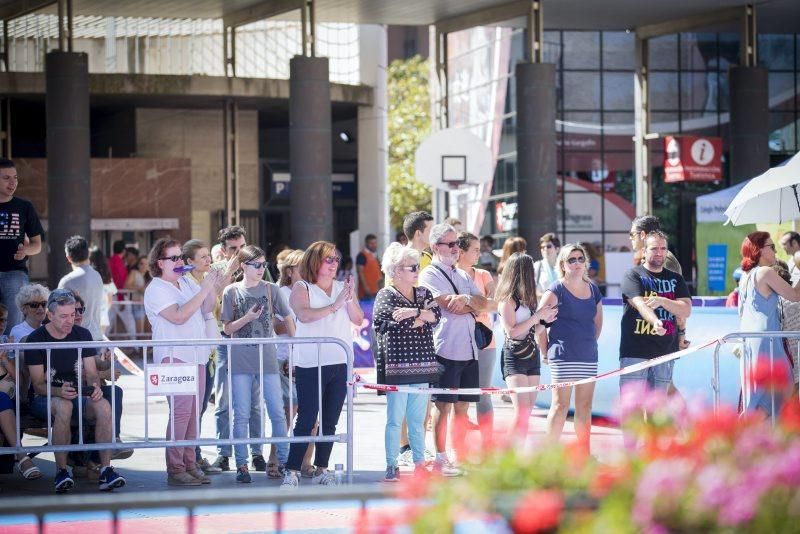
[209,226,266,474]
[0,158,44,334]
[26,289,126,493]
[58,235,105,341]
[534,233,560,295]
[419,223,492,477]
[779,231,800,286]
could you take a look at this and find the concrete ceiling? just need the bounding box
[1,0,799,33]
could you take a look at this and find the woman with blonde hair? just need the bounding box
[538,243,603,455]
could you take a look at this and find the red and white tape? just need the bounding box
[350,338,719,395]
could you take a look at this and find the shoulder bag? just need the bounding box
[432,264,493,350]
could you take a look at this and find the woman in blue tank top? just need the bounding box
[538,244,603,455]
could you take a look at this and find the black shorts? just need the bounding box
[501,346,541,380]
[432,356,479,403]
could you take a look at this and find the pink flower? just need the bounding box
[633,459,693,528]
[694,464,731,510]
[617,381,649,423]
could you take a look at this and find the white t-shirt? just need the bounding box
[276,285,296,362]
[58,264,105,340]
[292,280,353,368]
[144,276,207,365]
[9,321,35,343]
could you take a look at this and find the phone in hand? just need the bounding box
[80,384,97,396]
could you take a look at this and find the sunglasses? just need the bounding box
[763,243,776,251]
[324,255,342,265]
[567,256,586,265]
[437,241,458,249]
[400,264,421,273]
[159,255,182,262]
[27,301,47,309]
[245,261,268,269]
[75,306,86,315]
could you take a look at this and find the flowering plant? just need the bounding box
[360,362,800,533]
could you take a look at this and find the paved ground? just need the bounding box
[0,364,623,532]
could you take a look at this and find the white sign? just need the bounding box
[146,364,198,396]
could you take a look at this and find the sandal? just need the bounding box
[16,457,42,480]
[300,465,316,478]
[267,462,283,479]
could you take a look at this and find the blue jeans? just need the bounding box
[619,357,674,392]
[0,270,28,334]
[385,385,427,467]
[286,364,347,471]
[232,373,288,467]
[214,343,263,457]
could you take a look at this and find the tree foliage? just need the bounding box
[387,55,432,232]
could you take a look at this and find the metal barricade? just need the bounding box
[0,336,355,483]
[107,296,148,339]
[713,330,799,420]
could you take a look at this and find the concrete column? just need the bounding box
[357,25,389,248]
[46,51,90,286]
[289,55,332,248]
[729,66,769,184]
[515,62,556,247]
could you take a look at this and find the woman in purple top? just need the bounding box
[538,243,603,455]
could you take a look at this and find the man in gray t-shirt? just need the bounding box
[58,235,105,340]
[220,281,291,375]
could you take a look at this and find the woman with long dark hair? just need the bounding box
[738,231,800,415]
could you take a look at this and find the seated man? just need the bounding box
[25,288,125,493]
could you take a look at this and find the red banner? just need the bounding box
[663,135,722,183]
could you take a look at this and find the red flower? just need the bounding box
[510,489,564,533]
[589,464,630,498]
[750,358,791,390]
[780,400,800,434]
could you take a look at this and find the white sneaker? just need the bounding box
[432,458,462,477]
[396,449,414,467]
[310,470,336,486]
[280,470,299,490]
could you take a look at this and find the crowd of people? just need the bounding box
[0,153,798,495]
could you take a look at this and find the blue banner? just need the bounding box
[707,243,727,292]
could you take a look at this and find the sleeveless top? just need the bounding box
[739,267,785,361]
[294,280,354,368]
[547,281,601,364]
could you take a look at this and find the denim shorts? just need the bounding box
[30,394,89,424]
[618,357,675,392]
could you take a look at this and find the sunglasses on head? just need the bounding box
[245,261,268,269]
[27,301,47,309]
[567,256,586,265]
[324,255,342,265]
[400,264,420,273]
[159,255,182,262]
[437,241,458,249]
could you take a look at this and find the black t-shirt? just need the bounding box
[24,325,97,392]
[620,265,690,360]
[0,197,44,273]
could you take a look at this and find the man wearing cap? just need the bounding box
[25,289,126,493]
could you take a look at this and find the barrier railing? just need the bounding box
[107,299,148,339]
[713,331,800,420]
[0,336,355,483]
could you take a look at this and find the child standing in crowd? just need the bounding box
[222,245,293,483]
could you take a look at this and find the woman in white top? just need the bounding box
[281,241,364,489]
[144,237,221,487]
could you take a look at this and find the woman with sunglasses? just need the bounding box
[281,241,364,489]
[538,244,603,456]
[221,245,294,483]
[738,232,800,415]
[495,253,558,438]
[144,237,222,486]
[9,283,50,343]
[373,243,440,481]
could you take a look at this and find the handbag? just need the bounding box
[432,265,493,350]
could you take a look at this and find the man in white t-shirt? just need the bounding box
[58,235,105,341]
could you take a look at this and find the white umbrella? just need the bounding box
[724,151,800,225]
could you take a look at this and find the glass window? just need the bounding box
[681,71,717,111]
[679,33,717,71]
[769,72,796,108]
[769,112,797,153]
[718,70,731,112]
[610,166,635,207]
[649,34,678,70]
[650,72,679,110]
[564,72,600,109]
[558,192,603,235]
[561,112,602,152]
[651,112,680,133]
[563,31,600,69]
[758,34,795,70]
[602,31,635,70]
[718,34,740,69]
[603,72,634,111]
[543,30,562,65]
[680,111,719,135]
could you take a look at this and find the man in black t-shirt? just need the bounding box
[26,289,125,493]
[619,230,692,394]
[0,158,44,333]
